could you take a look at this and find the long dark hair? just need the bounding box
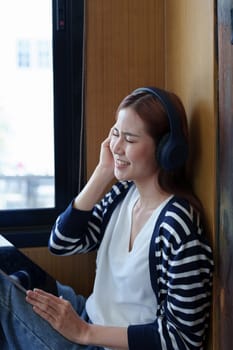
[116,88,202,212]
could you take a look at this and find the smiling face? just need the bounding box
[110,107,157,184]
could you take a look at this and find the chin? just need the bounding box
[114,170,129,182]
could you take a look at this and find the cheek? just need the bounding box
[138,147,156,164]
[109,138,115,154]
[126,148,145,163]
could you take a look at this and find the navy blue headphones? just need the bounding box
[133,87,188,171]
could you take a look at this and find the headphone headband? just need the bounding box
[132,86,188,170]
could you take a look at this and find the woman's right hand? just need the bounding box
[73,129,116,210]
[98,129,115,176]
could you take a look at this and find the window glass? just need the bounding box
[0,0,54,209]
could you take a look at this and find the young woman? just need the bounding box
[0,87,213,350]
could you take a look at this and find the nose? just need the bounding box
[112,136,124,155]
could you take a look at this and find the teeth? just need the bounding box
[116,159,129,166]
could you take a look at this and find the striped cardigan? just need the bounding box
[49,181,213,350]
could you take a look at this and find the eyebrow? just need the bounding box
[113,127,140,138]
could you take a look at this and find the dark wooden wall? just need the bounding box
[217,0,233,349]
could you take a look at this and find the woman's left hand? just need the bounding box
[26,289,89,344]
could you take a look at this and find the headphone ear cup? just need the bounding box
[156,133,170,167]
[133,86,189,170]
[157,133,188,171]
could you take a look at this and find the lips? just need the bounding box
[115,158,130,166]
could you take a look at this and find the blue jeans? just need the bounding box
[0,275,104,350]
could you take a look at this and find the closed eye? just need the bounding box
[125,135,135,143]
[111,127,139,142]
[112,128,119,137]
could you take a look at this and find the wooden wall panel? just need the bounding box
[85,0,165,177]
[165,0,216,240]
[165,1,216,348]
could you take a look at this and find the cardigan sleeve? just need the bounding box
[48,181,132,255]
[128,238,213,349]
[128,198,214,350]
[48,202,99,255]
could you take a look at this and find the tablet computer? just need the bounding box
[0,234,58,296]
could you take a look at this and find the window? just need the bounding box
[0,0,85,247]
[17,40,31,68]
[37,40,51,68]
[1,4,54,211]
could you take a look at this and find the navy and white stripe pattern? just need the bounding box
[49,181,213,350]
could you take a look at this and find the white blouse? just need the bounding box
[86,185,171,328]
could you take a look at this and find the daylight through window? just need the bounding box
[0,0,54,210]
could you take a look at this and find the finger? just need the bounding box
[31,288,55,298]
[102,137,110,147]
[32,303,58,324]
[107,126,113,136]
[26,290,68,326]
[27,288,61,302]
[26,289,63,313]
